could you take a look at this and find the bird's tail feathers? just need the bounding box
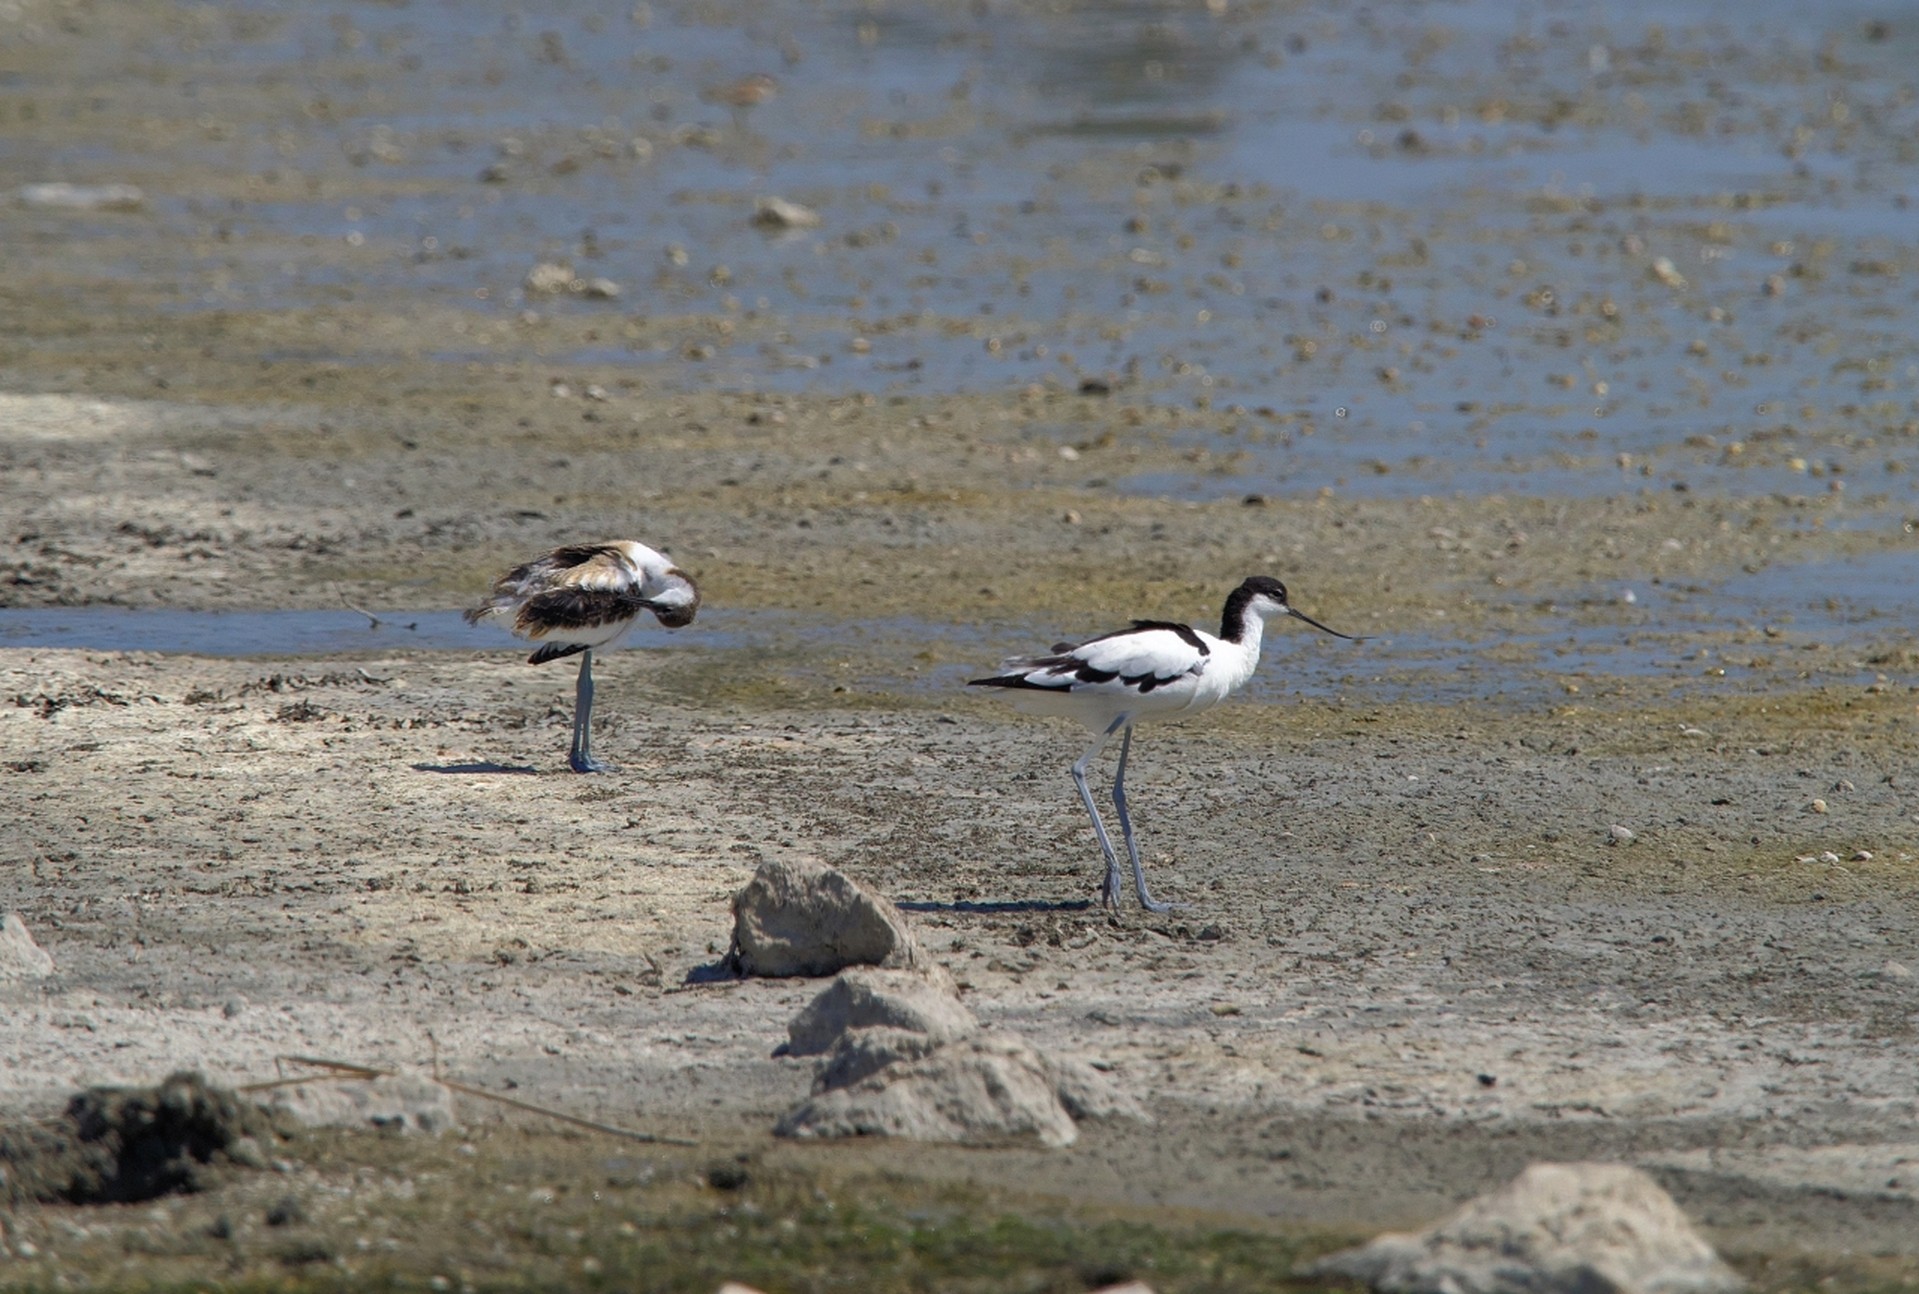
[528,641,589,666]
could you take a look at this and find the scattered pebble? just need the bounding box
[1809,798,1828,814]
[1648,256,1688,289]
[1852,850,1873,862]
[523,261,577,294]
[17,182,145,211]
[522,262,622,300]
[1607,825,1635,846]
[753,195,822,229]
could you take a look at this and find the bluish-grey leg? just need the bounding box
[1071,716,1128,909]
[569,650,611,773]
[1111,724,1175,913]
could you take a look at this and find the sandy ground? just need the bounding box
[5,432,1919,1267]
[6,0,1919,1282]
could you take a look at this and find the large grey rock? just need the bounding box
[264,1073,458,1135]
[776,1034,1082,1148]
[730,857,937,978]
[785,967,977,1057]
[0,911,55,979]
[1303,1161,1744,1294]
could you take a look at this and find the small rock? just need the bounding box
[1883,960,1913,980]
[785,967,976,1057]
[581,277,622,300]
[706,1160,749,1191]
[753,195,822,229]
[1809,798,1828,814]
[264,1073,458,1135]
[522,261,577,294]
[0,911,55,979]
[729,857,941,979]
[1607,825,1635,846]
[1302,1161,1744,1294]
[1852,850,1874,862]
[776,1034,1082,1148]
[17,182,145,211]
[717,1284,770,1294]
[1648,256,1688,290]
[1050,1054,1146,1123]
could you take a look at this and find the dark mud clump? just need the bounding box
[0,1071,276,1206]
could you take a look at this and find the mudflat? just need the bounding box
[4,0,1919,1287]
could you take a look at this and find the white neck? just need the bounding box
[1213,612,1270,692]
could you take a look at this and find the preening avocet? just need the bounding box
[968,577,1358,913]
[465,540,700,773]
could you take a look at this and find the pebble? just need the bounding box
[17,181,145,211]
[1607,825,1635,845]
[1809,798,1828,814]
[1648,256,1688,289]
[1852,850,1873,862]
[753,195,822,229]
[523,261,577,294]
[519,262,624,301]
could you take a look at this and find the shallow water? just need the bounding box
[7,535,1910,706]
[20,0,1919,506]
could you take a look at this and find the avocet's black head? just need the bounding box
[1221,575,1360,643]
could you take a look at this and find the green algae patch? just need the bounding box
[0,1125,1354,1294]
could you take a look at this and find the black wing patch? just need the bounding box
[528,641,589,665]
[515,587,654,636]
[1129,620,1209,654]
[1074,619,1209,656]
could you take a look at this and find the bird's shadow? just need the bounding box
[895,899,1094,915]
[411,761,541,776]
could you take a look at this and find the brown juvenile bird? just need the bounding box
[465,540,699,773]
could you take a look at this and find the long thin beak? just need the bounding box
[1289,605,1362,642]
